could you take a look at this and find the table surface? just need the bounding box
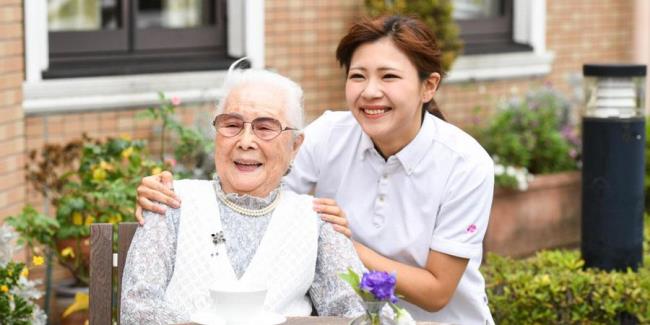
[185,316,445,324]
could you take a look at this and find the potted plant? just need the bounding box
[20,135,165,324]
[54,136,164,284]
[477,87,582,257]
[0,224,48,324]
[137,93,215,179]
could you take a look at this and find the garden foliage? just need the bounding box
[479,87,581,189]
[482,215,650,324]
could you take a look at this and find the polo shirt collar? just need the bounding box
[358,114,437,175]
[395,113,436,175]
[358,130,376,161]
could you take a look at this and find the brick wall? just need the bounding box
[23,103,216,209]
[0,0,25,221]
[265,0,635,127]
[265,0,363,121]
[441,0,634,125]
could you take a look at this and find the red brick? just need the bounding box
[0,6,22,23]
[0,39,22,55]
[0,88,20,106]
[0,135,23,157]
[0,105,22,123]
[0,23,21,40]
[0,182,25,212]
[0,0,22,6]
[0,118,22,139]
[0,56,23,73]
[0,152,23,174]
[0,72,21,90]
[0,168,24,191]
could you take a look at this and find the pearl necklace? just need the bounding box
[215,189,282,217]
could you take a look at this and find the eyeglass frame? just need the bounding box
[212,113,299,141]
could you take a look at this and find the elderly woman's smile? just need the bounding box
[233,159,263,171]
[215,82,303,198]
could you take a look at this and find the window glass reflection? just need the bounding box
[453,0,502,20]
[138,0,214,29]
[48,0,120,31]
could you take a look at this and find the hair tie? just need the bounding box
[391,21,399,33]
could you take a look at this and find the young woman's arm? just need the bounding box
[354,242,468,312]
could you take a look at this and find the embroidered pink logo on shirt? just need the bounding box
[466,224,477,233]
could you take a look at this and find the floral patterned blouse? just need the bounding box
[120,180,366,324]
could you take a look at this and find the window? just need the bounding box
[453,0,531,55]
[44,0,234,78]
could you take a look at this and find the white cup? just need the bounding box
[209,285,267,323]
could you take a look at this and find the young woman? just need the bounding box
[136,15,495,324]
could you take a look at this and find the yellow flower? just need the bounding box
[92,167,107,181]
[121,146,134,160]
[32,255,44,266]
[61,247,75,259]
[120,133,131,141]
[151,167,162,175]
[84,215,95,225]
[108,214,122,224]
[1,285,8,293]
[20,267,29,278]
[72,212,83,225]
[62,292,89,318]
[99,161,114,171]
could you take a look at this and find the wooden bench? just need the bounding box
[89,222,138,325]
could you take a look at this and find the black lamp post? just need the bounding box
[581,64,646,271]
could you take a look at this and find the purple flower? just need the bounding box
[360,271,398,303]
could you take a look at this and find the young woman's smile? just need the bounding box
[345,37,438,157]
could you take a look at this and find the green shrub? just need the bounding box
[479,87,580,189]
[644,119,650,212]
[364,0,462,72]
[0,225,46,324]
[482,215,650,324]
[16,136,165,286]
[138,93,215,179]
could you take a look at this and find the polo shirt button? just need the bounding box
[382,174,388,180]
[378,195,384,202]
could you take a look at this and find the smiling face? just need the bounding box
[345,37,439,157]
[215,82,303,197]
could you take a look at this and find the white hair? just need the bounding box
[216,59,305,129]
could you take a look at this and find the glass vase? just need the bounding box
[349,301,396,325]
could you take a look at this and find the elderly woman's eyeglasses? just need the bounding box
[212,114,297,141]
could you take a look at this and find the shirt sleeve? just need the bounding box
[283,111,333,194]
[120,206,187,325]
[430,155,494,260]
[309,219,366,317]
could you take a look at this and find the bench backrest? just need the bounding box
[89,222,138,325]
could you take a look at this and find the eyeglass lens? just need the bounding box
[214,114,284,140]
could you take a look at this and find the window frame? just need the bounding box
[447,0,553,83]
[455,0,532,55]
[45,0,230,78]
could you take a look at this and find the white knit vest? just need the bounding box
[164,180,318,317]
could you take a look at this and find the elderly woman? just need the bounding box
[119,67,366,324]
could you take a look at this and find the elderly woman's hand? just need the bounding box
[313,198,352,238]
[135,171,180,225]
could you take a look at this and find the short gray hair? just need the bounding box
[216,62,305,129]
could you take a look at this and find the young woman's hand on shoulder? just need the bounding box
[135,171,180,224]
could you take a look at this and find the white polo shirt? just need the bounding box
[285,111,495,324]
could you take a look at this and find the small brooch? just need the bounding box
[211,231,226,245]
[210,231,226,257]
